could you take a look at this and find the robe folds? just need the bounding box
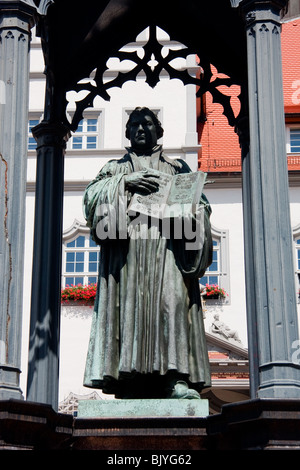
[83,146,213,396]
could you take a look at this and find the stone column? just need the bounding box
[26,122,69,411]
[240,0,300,398]
[0,1,35,400]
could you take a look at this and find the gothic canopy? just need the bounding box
[19,0,277,129]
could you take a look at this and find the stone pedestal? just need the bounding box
[1,398,300,450]
[78,398,209,418]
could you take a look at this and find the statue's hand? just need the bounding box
[124,171,160,195]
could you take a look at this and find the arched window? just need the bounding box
[62,220,100,288]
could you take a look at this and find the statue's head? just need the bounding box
[126,107,164,151]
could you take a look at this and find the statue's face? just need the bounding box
[129,114,158,151]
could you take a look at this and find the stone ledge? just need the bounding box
[72,413,208,450]
[206,398,300,450]
[0,399,73,450]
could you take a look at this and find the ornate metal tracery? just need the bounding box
[67,24,242,132]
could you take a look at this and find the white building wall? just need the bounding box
[203,186,248,347]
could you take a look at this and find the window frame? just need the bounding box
[62,220,100,288]
[27,113,43,151]
[199,225,230,302]
[67,112,103,151]
[286,126,300,154]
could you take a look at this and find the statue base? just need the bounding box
[77,398,209,418]
[2,398,300,450]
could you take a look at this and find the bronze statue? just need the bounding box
[83,107,212,399]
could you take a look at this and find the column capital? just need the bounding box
[0,0,36,31]
[240,0,288,25]
[241,0,288,10]
[0,0,36,14]
[0,0,36,9]
[32,121,71,149]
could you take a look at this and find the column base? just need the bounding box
[258,384,300,399]
[258,362,300,398]
[0,365,23,401]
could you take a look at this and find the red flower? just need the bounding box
[201,283,228,298]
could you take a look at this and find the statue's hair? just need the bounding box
[125,107,164,140]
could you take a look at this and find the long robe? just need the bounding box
[83,146,213,397]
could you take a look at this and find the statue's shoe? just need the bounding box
[170,380,201,399]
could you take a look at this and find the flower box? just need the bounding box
[61,283,97,305]
[202,293,221,300]
[62,299,94,307]
[200,283,228,300]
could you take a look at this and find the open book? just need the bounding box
[127,169,207,219]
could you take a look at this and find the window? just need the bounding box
[62,221,100,288]
[290,129,300,153]
[70,117,99,150]
[200,239,220,286]
[199,226,230,300]
[28,119,40,150]
[286,127,300,153]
